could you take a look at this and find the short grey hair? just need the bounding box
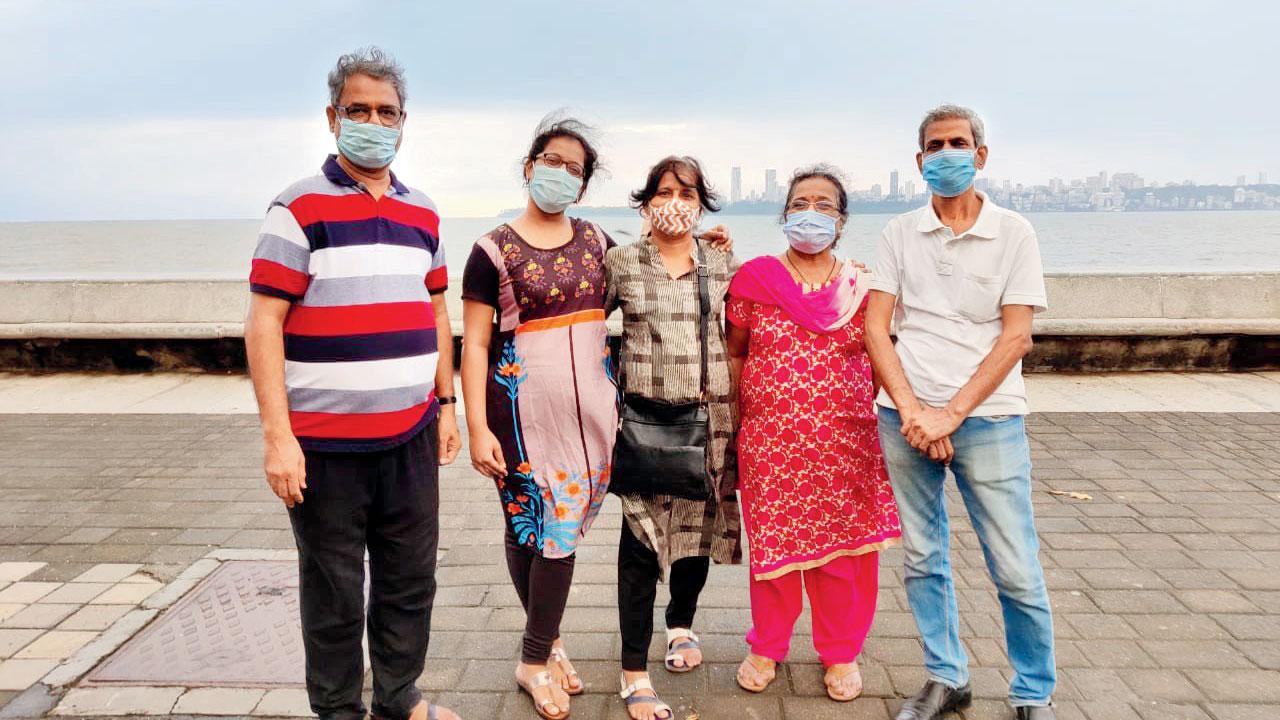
[918,104,985,150]
[780,163,850,222]
[327,46,407,107]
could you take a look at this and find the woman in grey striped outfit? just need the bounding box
[604,155,742,720]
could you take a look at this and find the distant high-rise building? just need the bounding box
[870,183,883,199]
[1098,171,1108,191]
[765,169,778,203]
[1049,177,1064,194]
[890,170,900,198]
[1237,175,1247,187]
[1112,173,1143,192]
[904,180,917,200]
[975,178,991,193]
[730,166,742,204]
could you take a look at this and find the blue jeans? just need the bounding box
[877,406,1055,706]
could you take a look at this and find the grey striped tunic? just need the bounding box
[604,237,742,570]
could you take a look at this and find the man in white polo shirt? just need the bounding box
[865,105,1055,720]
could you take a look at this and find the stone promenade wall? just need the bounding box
[1,274,1276,371]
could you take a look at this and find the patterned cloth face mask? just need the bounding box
[646,199,701,238]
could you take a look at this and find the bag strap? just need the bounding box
[618,238,711,404]
[695,241,710,404]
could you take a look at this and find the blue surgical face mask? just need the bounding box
[527,164,583,214]
[922,149,977,197]
[783,210,839,254]
[335,118,400,169]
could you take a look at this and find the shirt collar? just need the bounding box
[641,235,701,275]
[916,190,999,239]
[322,154,408,195]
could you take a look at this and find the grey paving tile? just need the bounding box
[1121,669,1203,704]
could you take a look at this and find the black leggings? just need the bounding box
[617,522,710,671]
[504,527,576,665]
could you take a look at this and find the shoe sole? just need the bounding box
[938,691,973,716]
[900,690,973,720]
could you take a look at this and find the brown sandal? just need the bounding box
[736,653,777,693]
[824,661,863,702]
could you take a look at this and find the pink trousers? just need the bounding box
[745,551,879,667]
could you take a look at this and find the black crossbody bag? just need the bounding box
[608,244,714,500]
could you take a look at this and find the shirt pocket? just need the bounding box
[958,272,1003,323]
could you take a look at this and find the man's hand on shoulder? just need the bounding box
[700,224,733,252]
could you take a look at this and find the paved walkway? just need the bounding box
[0,383,1277,717]
[3,371,1280,414]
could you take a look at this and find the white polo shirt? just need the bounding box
[870,192,1047,417]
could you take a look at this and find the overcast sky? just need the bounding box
[3,0,1278,220]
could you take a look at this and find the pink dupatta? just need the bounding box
[728,255,870,334]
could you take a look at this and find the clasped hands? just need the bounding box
[900,404,963,464]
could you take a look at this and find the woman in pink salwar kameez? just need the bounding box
[726,166,901,702]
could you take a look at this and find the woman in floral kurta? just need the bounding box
[461,136,619,719]
[726,167,900,703]
[462,218,617,556]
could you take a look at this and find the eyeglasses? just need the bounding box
[787,199,840,214]
[536,152,586,179]
[334,104,404,126]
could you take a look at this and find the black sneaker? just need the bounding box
[1015,705,1056,720]
[895,680,973,720]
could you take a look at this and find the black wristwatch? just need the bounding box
[438,396,458,406]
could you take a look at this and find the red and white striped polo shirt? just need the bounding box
[249,155,447,452]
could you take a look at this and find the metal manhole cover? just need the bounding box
[85,560,304,687]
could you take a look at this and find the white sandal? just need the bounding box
[620,673,674,719]
[549,646,584,696]
[664,627,701,673]
[517,670,568,720]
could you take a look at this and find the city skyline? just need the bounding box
[717,165,1275,207]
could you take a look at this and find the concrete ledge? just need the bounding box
[2,272,1276,339]
[1026,334,1279,372]
[1039,271,1280,320]
[1034,318,1280,336]
[3,333,1276,373]
[0,322,248,340]
[0,338,248,372]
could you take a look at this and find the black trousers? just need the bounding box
[504,526,576,664]
[289,421,439,720]
[617,521,710,671]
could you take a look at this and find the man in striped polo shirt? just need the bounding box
[245,47,461,720]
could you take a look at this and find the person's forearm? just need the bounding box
[724,322,748,405]
[460,339,489,433]
[944,328,1033,420]
[728,356,744,402]
[245,314,292,440]
[864,327,920,414]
